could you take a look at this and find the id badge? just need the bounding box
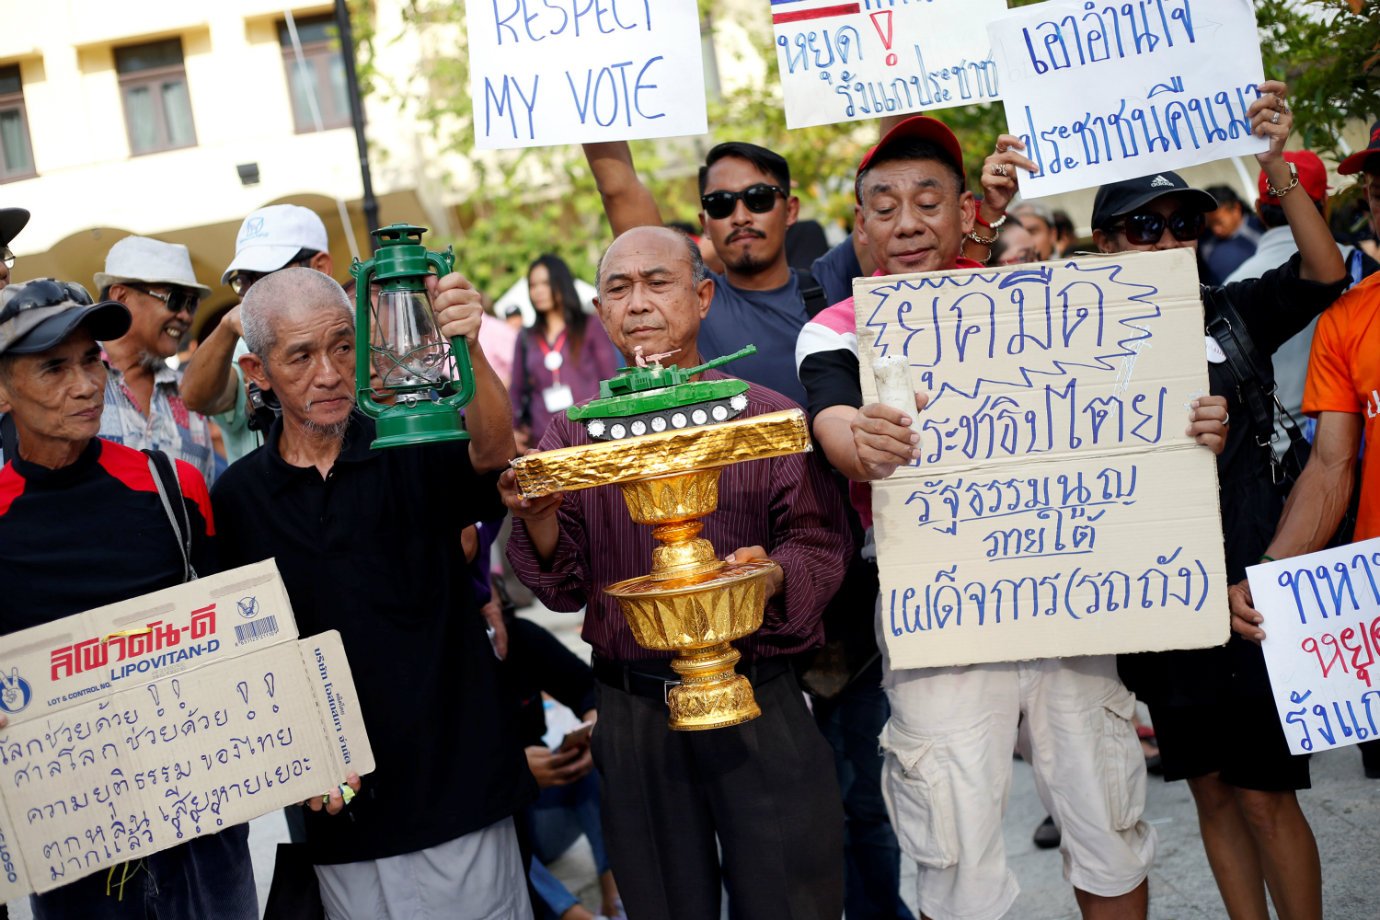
[542,384,574,412]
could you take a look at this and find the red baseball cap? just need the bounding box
[1257,150,1329,206]
[1338,122,1380,176]
[856,116,965,202]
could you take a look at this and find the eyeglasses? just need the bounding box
[700,183,787,220]
[227,256,314,297]
[1108,209,1206,246]
[0,279,92,324]
[0,246,13,270]
[130,285,200,316]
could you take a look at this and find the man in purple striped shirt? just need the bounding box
[503,225,851,920]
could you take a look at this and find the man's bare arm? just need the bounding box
[582,141,663,237]
[181,307,243,415]
[1264,411,1362,559]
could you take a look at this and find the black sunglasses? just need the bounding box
[1109,209,1205,245]
[700,183,787,220]
[0,279,93,325]
[129,285,200,316]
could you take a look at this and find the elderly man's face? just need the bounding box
[0,329,107,447]
[242,302,356,435]
[109,283,197,359]
[596,228,713,361]
[856,158,975,276]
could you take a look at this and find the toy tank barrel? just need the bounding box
[682,345,757,377]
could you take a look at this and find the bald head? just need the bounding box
[593,225,715,364]
[241,267,351,358]
[596,226,706,295]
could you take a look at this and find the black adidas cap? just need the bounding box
[1091,172,1219,231]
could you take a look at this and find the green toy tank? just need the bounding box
[567,345,757,441]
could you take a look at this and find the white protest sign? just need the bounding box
[1248,540,1380,756]
[466,0,707,149]
[0,561,373,899]
[987,0,1268,198]
[856,248,1228,669]
[771,0,1007,129]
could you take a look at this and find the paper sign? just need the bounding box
[0,561,373,899]
[771,0,1007,129]
[1248,539,1380,756]
[466,0,708,149]
[856,248,1228,670]
[987,0,1268,198]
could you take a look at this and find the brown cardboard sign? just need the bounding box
[0,560,373,898]
[855,249,1228,669]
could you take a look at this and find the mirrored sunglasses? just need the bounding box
[1111,209,1205,246]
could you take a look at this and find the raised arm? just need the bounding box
[582,141,663,236]
[1251,80,1344,284]
[181,306,244,415]
[432,272,517,473]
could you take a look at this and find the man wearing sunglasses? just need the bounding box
[1085,83,1346,920]
[180,204,333,464]
[93,236,218,485]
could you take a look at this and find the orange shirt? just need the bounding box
[1303,271,1380,540]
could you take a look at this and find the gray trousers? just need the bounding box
[592,668,845,920]
[315,816,532,920]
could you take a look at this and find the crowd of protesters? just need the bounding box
[0,76,1377,920]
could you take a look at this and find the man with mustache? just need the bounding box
[503,225,851,920]
[210,268,534,919]
[94,236,218,483]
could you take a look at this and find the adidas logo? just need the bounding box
[1149,175,1174,188]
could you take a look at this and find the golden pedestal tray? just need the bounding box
[511,409,811,730]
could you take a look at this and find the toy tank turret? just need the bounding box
[567,345,757,441]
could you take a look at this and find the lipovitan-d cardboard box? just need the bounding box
[0,559,373,898]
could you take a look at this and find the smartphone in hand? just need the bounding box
[553,720,595,753]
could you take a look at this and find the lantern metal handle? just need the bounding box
[427,250,476,409]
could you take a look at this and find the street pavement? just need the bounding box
[10,600,1375,918]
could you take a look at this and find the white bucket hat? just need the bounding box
[222,204,329,284]
[93,236,212,298]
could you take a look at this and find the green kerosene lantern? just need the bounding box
[351,223,475,448]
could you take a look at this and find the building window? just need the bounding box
[279,15,352,133]
[0,66,36,182]
[115,38,197,155]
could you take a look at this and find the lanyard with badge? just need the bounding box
[537,331,574,412]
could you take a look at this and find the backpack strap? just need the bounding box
[1203,293,1277,450]
[793,268,830,319]
[143,449,197,583]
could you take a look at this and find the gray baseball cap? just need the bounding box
[0,279,131,357]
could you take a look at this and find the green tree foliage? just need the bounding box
[1255,0,1379,156]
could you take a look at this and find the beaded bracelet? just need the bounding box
[974,211,1008,231]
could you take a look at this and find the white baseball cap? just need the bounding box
[221,204,329,284]
[93,236,212,298]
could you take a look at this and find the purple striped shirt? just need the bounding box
[506,371,852,663]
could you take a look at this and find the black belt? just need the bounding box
[592,655,793,702]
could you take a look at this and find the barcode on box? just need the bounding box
[235,615,279,645]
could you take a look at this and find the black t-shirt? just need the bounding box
[211,411,532,864]
[1121,252,1350,707]
[505,617,597,748]
[0,438,213,632]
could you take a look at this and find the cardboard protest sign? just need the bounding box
[1248,539,1380,756]
[466,0,707,149]
[0,561,373,899]
[856,248,1228,670]
[771,0,1007,129]
[987,0,1268,198]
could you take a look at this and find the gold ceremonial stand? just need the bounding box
[511,409,810,730]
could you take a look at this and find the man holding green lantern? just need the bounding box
[212,261,534,920]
